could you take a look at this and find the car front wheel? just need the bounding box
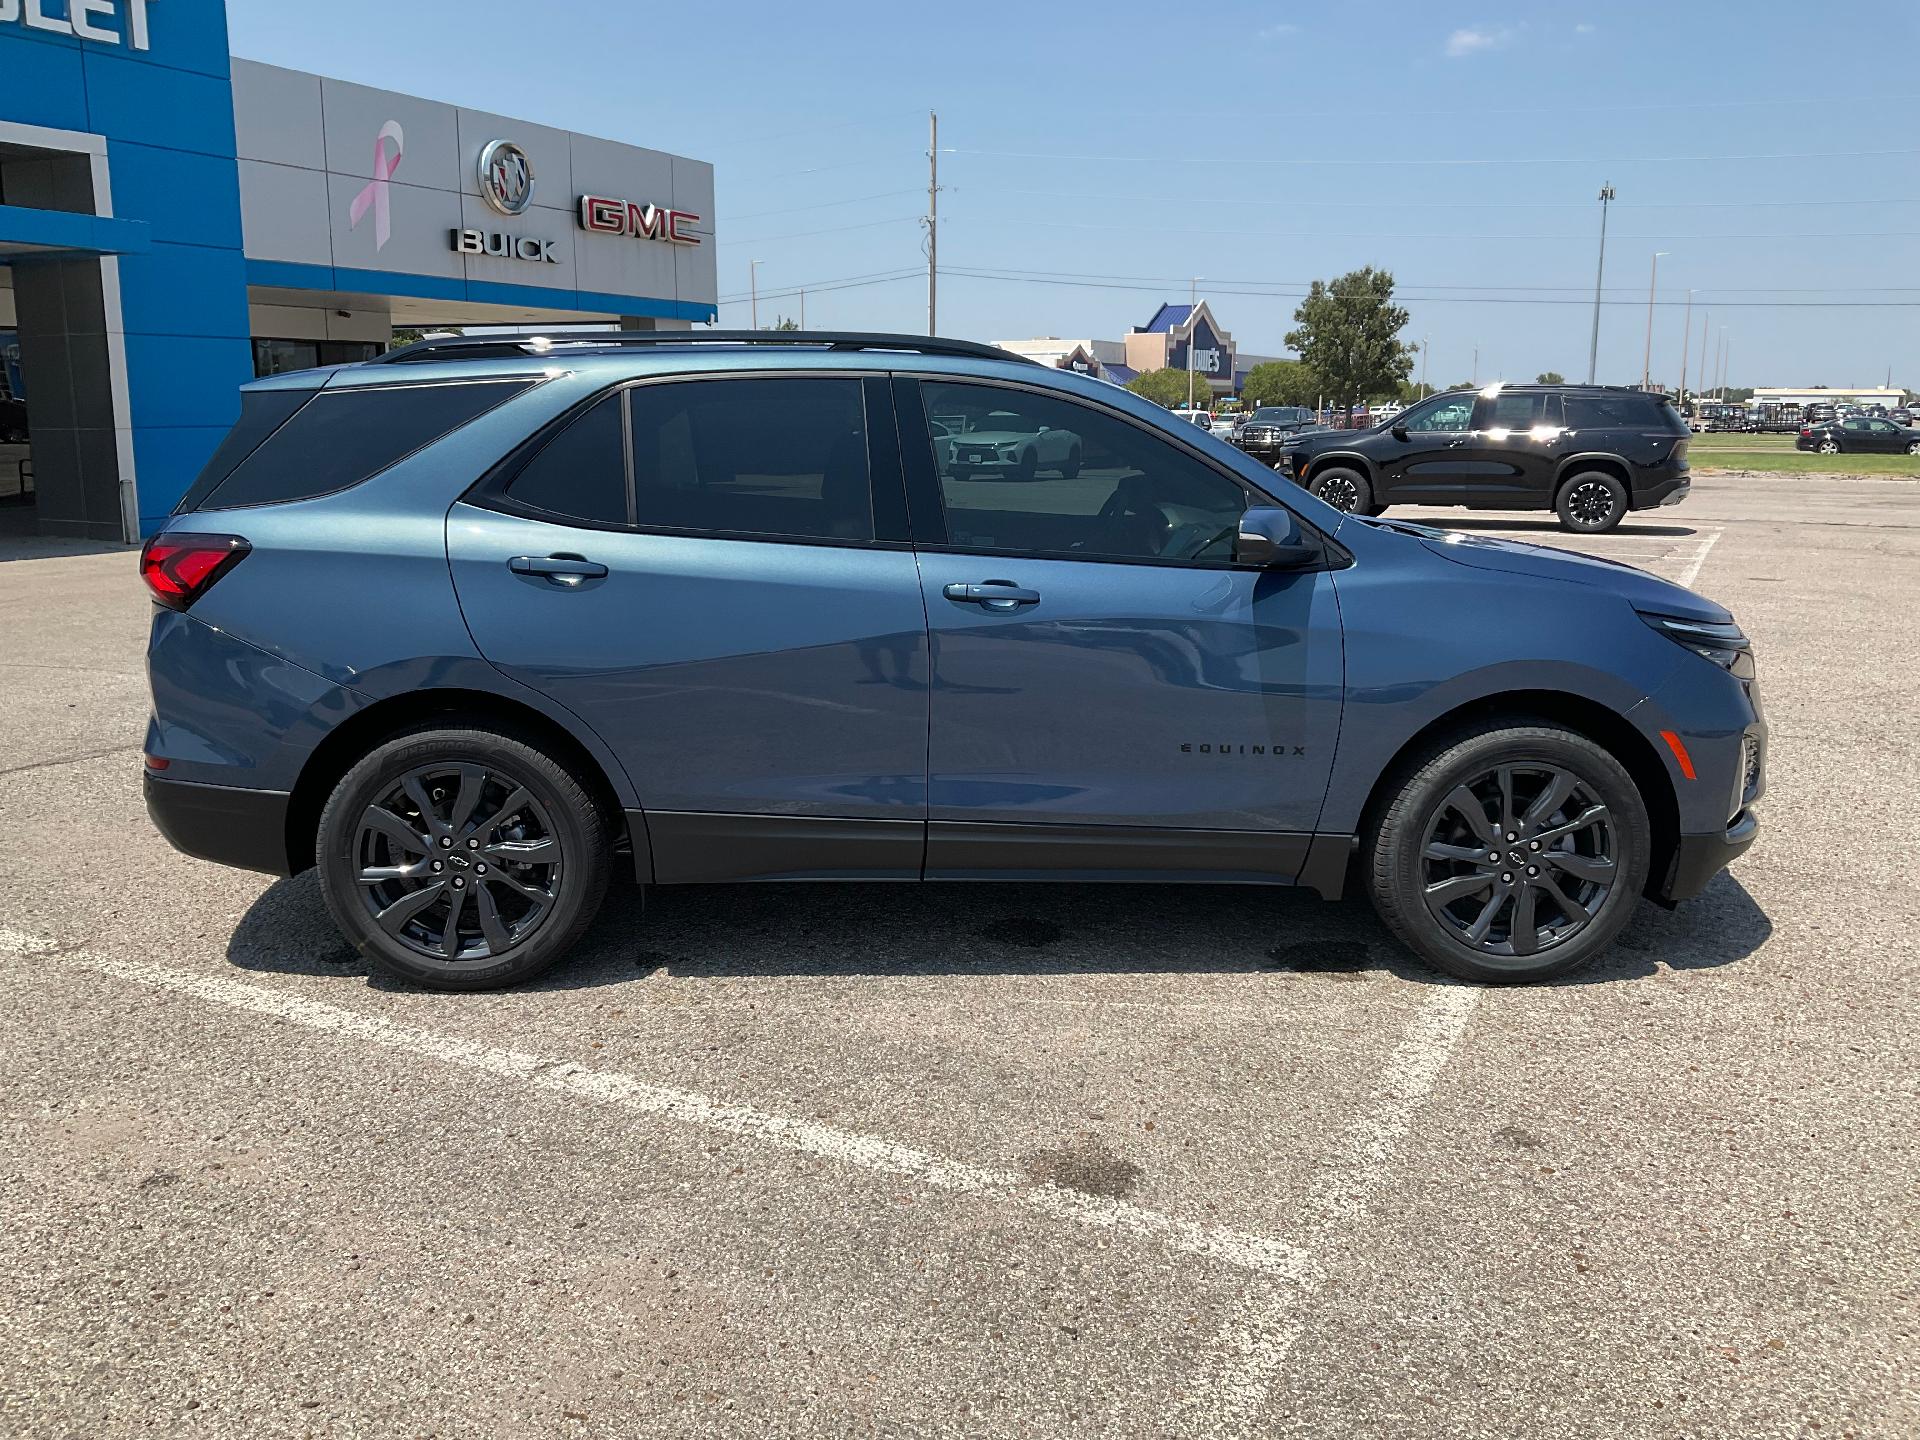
[1818,438,1840,454]
[1556,472,1627,533]
[1308,466,1372,514]
[1907,440,1920,457]
[1366,723,1652,984]
[316,725,613,990]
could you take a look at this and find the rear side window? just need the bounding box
[626,377,873,542]
[502,392,628,526]
[176,387,313,512]
[1563,393,1663,429]
[1482,392,1542,429]
[193,377,533,510]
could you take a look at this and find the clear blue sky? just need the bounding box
[226,0,1920,391]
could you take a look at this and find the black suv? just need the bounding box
[1232,406,1318,461]
[1274,385,1691,533]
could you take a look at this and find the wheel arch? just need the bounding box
[1353,688,1678,901]
[1552,453,1632,493]
[1301,450,1376,486]
[285,688,637,876]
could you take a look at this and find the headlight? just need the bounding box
[1640,612,1755,679]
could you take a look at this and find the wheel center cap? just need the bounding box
[446,852,472,870]
[1508,848,1528,868]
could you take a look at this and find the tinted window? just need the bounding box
[176,387,312,511]
[1482,392,1542,429]
[626,377,872,542]
[503,391,628,525]
[198,378,533,510]
[1563,394,1661,428]
[1251,407,1309,424]
[921,381,1250,563]
[1400,394,1475,432]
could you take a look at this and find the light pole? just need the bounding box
[1186,277,1200,411]
[1697,311,1710,400]
[749,259,762,331]
[1586,182,1616,384]
[1641,251,1668,390]
[1421,334,1429,398]
[1678,288,1693,405]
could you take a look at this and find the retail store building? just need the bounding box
[1,1,716,540]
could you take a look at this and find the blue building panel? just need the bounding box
[82,49,239,157]
[115,241,251,338]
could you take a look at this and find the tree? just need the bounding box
[769,316,800,331]
[1284,267,1414,423]
[1241,359,1319,409]
[1126,367,1215,408]
[1535,371,1565,384]
[390,326,462,348]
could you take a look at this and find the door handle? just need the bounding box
[943,580,1040,609]
[510,554,608,587]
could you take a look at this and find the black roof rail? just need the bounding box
[372,329,1037,366]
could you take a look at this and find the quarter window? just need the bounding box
[502,391,628,526]
[919,381,1251,563]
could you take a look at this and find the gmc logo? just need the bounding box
[578,194,702,246]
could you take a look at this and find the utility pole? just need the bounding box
[1187,277,1199,411]
[1721,333,1731,400]
[1472,343,1479,386]
[1678,289,1693,404]
[1421,334,1429,398]
[925,111,939,336]
[1586,182,1616,384]
[1642,251,1667,389]
[800,290,806,330]
[749,259,762,331]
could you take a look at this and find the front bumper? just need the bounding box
[145,771,292,877]
[1659,808,1758,903]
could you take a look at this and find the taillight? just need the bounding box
[1799,427,1811,437]
[140,532,250,611]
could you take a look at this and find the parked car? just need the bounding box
[1276,384,1691,533]
[931,411,1082,480]
[1233,405,1319,462]
[1208,413,1239,439]
[1795,416,1920,456]
[142,331,1760,991]
[1170,407,1214,430]
[1891,408,1916,427]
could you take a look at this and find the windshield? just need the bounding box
[1251,408,1307,423]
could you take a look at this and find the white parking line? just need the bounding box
[1172,984,1482,1436]
[1676,527,1725,588]
[0,929,1309,1283]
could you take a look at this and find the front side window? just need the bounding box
[628,377,873,542]
[920,381,1251,563]
[1399,394,1476,432]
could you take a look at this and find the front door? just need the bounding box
[901,378,1344,881]
[1456,388,1556,509]
[1371,390,1479,504]
[449,374,930,882]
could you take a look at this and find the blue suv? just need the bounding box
[141,332,1764,990]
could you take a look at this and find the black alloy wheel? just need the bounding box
[1418,764,1615,967]
[1309,467,1371,514]
[352,761,561,962]
[1556,472,1627,534]
[317,726,612,990]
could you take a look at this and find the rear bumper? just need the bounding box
[145,771,292,877]
[1658,808,1758,903]
[1632,473,1691,510]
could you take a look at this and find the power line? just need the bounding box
[726,188,923,222]
[715,214,921,247]
[946,215,1920,242]
[935,262,1920,295]
[716,269,923,306]
[984,187,1920,211]
[947,145,1919,167]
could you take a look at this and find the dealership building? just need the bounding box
[1,1,717,541]
[996,301,1284,395]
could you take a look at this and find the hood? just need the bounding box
[1375,519,1732,623]
[945,430,1037,445]
[1288,423,1385,451]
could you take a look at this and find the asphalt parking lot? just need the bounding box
[2,471,1916,1439]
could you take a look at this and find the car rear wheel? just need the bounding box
[1308,466,1372,514]
[1555,472,1627,533]
[1058,445,1082,479]
[316,725,613,991]
[1818,438,1840,455]
[1366,723,1651,984]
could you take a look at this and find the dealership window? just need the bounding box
[252,338,384,378]
[625,378,873,542]
[918,380,1250,563]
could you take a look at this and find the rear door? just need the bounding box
[448,373,930,882]
[1456,389,1555,509]
[899,376,1344,881]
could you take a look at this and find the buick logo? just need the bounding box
[478,139,535,216]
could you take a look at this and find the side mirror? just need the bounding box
[1235,506,1318,569]
[1390,423,1410,442]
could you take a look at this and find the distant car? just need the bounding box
[1170,408,1214,430]
[1233,406,1319,462]
[932,413,1083,480]
[1277,383,1691,532]
[1795,416,1920,456]
[1208,413,1239,439]
[1891,408,1915,427]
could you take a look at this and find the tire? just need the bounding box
[1907,441,1920,457]
[1818,439,1840,455]
[1366,722,1652,984]
[1555,471,1627,533]
[1010,449,1037,482]
[1059,446,1082,479]
[1308,465,1372,514]
[316,725,613,991]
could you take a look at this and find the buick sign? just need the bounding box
[478,139,535,216]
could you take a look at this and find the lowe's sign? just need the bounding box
[0,0,158,50]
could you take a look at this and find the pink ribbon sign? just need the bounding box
[349,120,405,251]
